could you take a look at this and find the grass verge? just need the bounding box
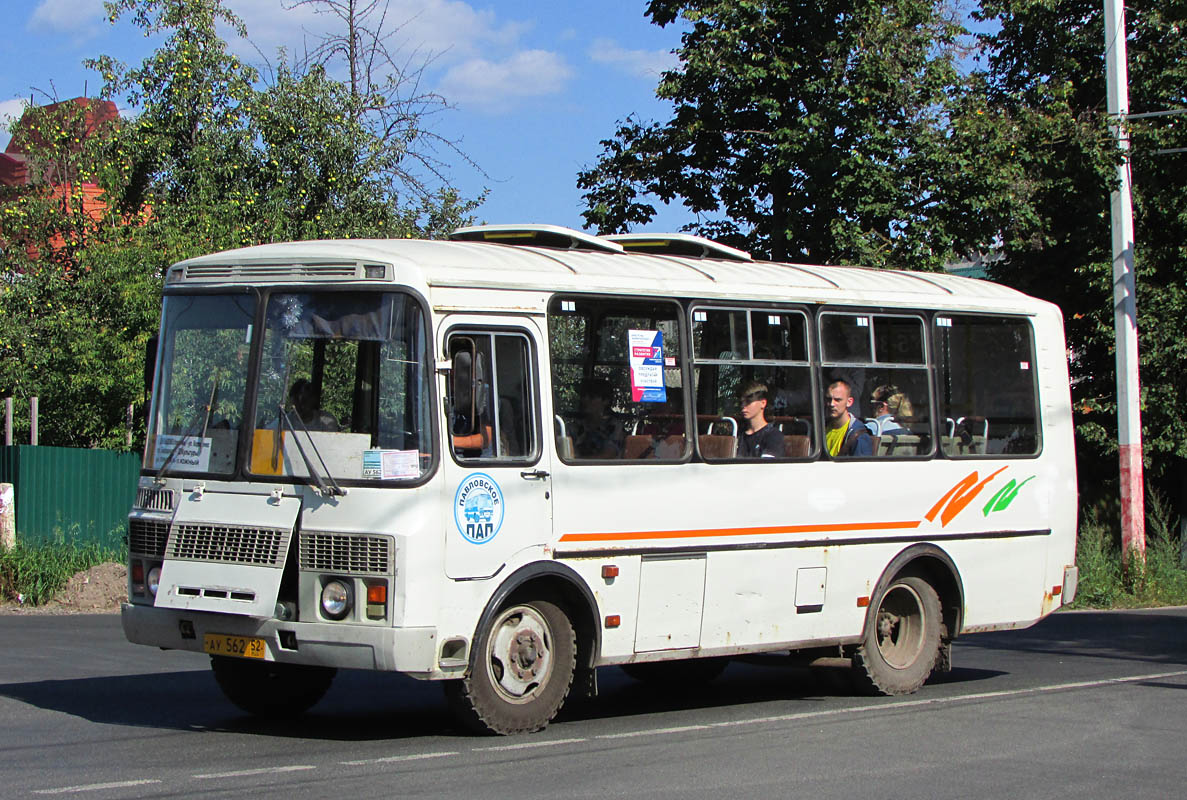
[1071,491,1187,608]
[0,531,126,606]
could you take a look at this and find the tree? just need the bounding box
[283,0,483,204]
[973,0,1187,504]
[578,0,974,268]
[0,0,479,449]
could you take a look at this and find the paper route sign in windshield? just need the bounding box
[629,329,667,403]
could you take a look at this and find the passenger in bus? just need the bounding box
[737,381,784,458]
[289,378,339,432]
[866,384,912,437]
[825,379,874,457]
[573,377,624,458]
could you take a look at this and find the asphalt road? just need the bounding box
[2,607,1187,799]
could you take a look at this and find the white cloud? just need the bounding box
[437,50,573,112]
[227,0,527,67]
[587,37,677,79]
[225,1,559,110]
[28,0,105,35]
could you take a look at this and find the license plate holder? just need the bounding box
[203,633,267,659]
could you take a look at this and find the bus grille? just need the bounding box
[136,487,175,512]
[128,518,170,557]
[299,532,392,575]
[167,524,290,567]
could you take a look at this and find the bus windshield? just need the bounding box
[146,290,433,482]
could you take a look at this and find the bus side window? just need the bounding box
[447,331,537,462]
[549,295,689,462]
[935,316,1039,456]
[692,306,814,461]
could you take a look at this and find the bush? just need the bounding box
[0,531,125,606]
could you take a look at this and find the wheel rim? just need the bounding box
[486,605,554,704]
[874,583,926,670]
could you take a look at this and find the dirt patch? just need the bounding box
[0,562,126,615]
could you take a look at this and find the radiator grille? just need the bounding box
[135,487,175,512]
[167,523,290,567]
[128,517,170,557]
[300,532,392,575]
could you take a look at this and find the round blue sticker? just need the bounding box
[454,473,505,544]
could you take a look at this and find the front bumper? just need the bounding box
[121,603,440,678]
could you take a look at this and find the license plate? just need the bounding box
[203,633,267,659]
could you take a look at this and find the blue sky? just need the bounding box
[1,0,692,232]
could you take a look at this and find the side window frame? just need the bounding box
[932,312,1043,459]
[548,293,691,464]
[817,308,935,460]
[689,302,817,462]
[444,325,542,466]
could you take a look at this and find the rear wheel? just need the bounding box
[852,575,941,696]
[445,599,576,735]
[210,656,336,718]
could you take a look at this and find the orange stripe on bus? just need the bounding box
[558,519,922,543]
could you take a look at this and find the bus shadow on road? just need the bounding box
[0,656,1006,741]
[11,606,1177,740]
[951,608,1187,666]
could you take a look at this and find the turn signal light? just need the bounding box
[601,565,619,579]
[856,596,871,607]
[605,615,621,628]
[367,584,387,604]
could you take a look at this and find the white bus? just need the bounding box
[123,224,1078,734]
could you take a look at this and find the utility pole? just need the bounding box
[1103,0,1145,566]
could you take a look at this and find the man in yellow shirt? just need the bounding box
[825,380,874,457]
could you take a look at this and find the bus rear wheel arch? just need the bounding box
[444,598,576,735]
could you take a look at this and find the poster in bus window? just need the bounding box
[151,435,212,472]
[628,329,667,403]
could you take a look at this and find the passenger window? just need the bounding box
[936,316,1039,456]
[446,331,537,462]
[692,307,813,460]
[549,296,689,462]
[820,311,931,458]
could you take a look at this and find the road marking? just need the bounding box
[340,751,459,766]
[704,668,1187,730]
[596,724,712,739]
[475,737,587,752]
[193,765,316,779]
[34,780,162,795]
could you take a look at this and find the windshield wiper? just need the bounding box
[279,404,346,497]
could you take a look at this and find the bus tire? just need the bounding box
[852,575,941,696]
[445,599,576,735]
[209,656,336,718]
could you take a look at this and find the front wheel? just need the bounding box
[852,575,941,696]
[445,599,576,735]
[210,656,336,718]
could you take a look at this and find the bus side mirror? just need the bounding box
[450,339,477,436]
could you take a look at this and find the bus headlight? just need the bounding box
[146,566,162,597]
[320,579,353,620]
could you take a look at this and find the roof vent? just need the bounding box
[602,233,752,262]
[450,224,624,254]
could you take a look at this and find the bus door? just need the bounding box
[441,321,552,579]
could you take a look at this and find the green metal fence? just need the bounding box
[0,445,140,547]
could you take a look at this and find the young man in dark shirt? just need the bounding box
[737,381,784,458]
